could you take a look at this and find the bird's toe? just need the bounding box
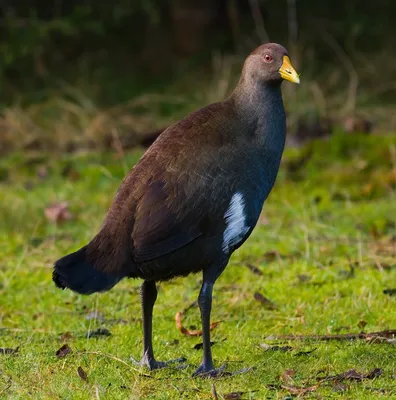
[139,356,187,370]
[192,363,226,378]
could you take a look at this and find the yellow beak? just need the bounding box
[279,56,300,84]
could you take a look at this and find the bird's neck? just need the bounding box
[228,76,287,195]
[229,77,286,146]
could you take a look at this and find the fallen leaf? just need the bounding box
[281,384,318,396]
[224,392,244,399]
[245,263,263,276]
[383,288,396,296]
[263,251,279,263]
[295,348,316,356]
[59,332,73,341]
[56,344,72,358]
[86,328,111,338]
[0,347,19,355]
[320,368,383,382]
[253,292,277,310]
[260,344,293,352]
[175,311,219,337]
[280,369,296,385]
[193,341,215,350]
[44,202,73,223]
[365,368,383,379]
[332,382,349,392]
[337,369,364,381]
[357,320,367,329]
[77,366,88,381]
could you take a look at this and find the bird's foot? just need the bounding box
[138,355,187,371]
[192,363,226,378]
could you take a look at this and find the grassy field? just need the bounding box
[1,133,395,399]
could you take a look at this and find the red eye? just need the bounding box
[264,54,273,63]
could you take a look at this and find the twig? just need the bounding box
[266,330,396,341]
[211,383,219,400]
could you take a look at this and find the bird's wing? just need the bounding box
[131,179,205,263]
[127,103,242,263]
[92,102,242,269]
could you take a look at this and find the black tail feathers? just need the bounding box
[53,245,124,295]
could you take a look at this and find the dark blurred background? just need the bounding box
[1,0,395,153]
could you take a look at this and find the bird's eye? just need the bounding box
[264,54,273,63]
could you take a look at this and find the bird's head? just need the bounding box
[244,43,300,86]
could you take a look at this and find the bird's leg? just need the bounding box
[139,280,186,370]
[192,264,226,377]
[140,280,165,370]
[195,281,215,373]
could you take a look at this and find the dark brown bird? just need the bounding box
[53,43,299,377]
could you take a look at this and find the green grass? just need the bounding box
[1,134,396,399]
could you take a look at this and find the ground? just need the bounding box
[0,133,395,399]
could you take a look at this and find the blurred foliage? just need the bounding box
[1,0,395,106]
[0,0,166,105]
[0,0,395,155]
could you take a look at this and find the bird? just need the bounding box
[53,43,300,377]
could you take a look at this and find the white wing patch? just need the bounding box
[222,192,250,253]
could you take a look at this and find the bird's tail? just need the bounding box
[53,245,124,295]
